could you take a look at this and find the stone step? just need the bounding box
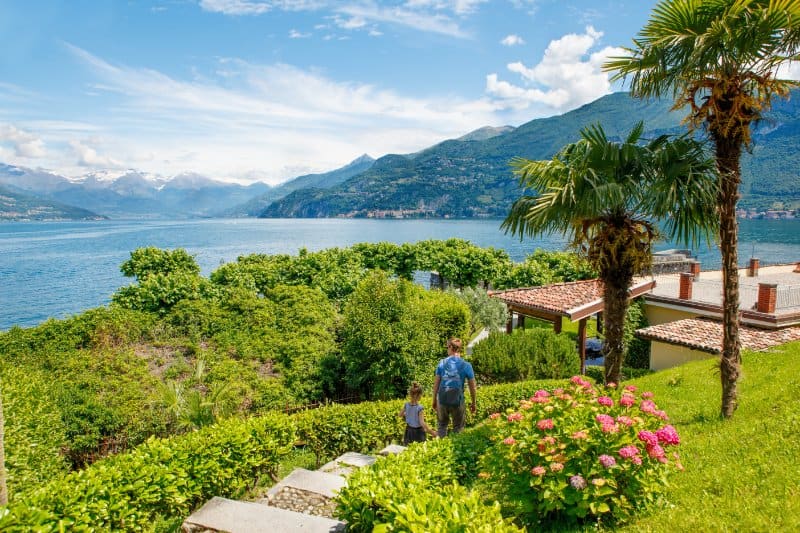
[182,496,345,533]
[319,451,376,477]
[378,444,407,456]
[267,468,347,499]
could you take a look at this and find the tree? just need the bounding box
[503,122,717,384]
[605,0,800,417]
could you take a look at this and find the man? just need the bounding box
[432,337,477,437]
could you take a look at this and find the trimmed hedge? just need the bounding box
[470,329,579,384]
[336,436,522,532]
[0,378,566,530]
[0,414,294,532]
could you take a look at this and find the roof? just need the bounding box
[490,278,656,322]
[636,318,800,354]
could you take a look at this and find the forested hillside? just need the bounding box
[262,91,800,218]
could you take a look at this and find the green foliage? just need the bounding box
[340,271,468,400]
[624,298,651,369]
[415,239,511,288]
[351,241,417,279]
[336,437,522,533]
[113,271,213,315]
[448,287,507,337]
[120,247,200,281]
[0,413,295,532]
[492,249,597,290]
[470,329,580,384]
[478,378,682,526]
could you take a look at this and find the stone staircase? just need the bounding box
[182,444,407,532]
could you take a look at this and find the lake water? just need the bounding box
[2,218,799,331]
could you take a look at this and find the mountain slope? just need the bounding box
[0,185,106,221]
[225,154,375,217]
[261,92,800,218]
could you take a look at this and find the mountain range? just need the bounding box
[261,91,800,218]
[2,91,798,221]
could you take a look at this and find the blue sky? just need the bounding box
[0,0,662,184]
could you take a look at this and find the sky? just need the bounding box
[0,0,662,185]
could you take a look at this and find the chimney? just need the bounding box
[679,272,693,300]
[757,283,777,314]
[689,261,701,277]
[748,258,760,277]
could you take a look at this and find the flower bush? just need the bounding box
[478,377,682,526]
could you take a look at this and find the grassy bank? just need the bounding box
[621,341,800,532]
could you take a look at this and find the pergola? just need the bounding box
[490,279,656,373]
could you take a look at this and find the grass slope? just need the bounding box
[622,341,800,532]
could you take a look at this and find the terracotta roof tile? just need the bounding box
[636,318,800,354]
[490,279,654,320]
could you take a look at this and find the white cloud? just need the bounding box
[486,26,624,113]
[0,124,47,158]
[289,29,311,38]
[500,34,524,46]
[69,139,123,168]
[199,0,272,15]
[337,3,468,38]
[48,44,500,183]
[335,15,366,29]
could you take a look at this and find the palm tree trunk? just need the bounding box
[716,135,742,418]
[0,386,7,506]
[602,277,630,385]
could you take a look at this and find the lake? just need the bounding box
[2,218,799,331]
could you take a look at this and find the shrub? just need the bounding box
[448,287,507,337]
[470,329,579,384]
[478,377,682,527]
[0,413,295,532]
[336,437,522,533]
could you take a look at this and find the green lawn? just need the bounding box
[619,341,800,532]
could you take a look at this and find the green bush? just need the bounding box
[448,287,507,337]
[470,329,579,384]
[0,413,295,532]
[336,437,522,533]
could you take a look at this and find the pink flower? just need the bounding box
[656,425,681,446]
[502,437,516,445]
[641,391,654,399]
[531,396,550,404]
[632,456,643,465]
[569,475,587,490]
[640,400,657,414]
[553,388,564,395]
[534,389,551,398]
[654,410,670,420]
[595,414,614,425]
[616,415,634,427]
[550,462,564,472]
[624,385,638,392]
[638,430,659,447]
[507,412,523,422]
[619,394,635,407]
[570,376,592,389]
[571,430,589,440]
[601,422,619,434]
[647,443,668,463]
[599,454,616,468]
[606,382,617,388]
[537,418,555,430]
[531,466,547,476]
[618,445,640,459]
[489,413,501,420]
[597,396,614,407]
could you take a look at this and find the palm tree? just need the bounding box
[605,0,800,417]
[503,122,717,385]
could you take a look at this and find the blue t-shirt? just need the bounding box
[435,355,474,391]
[404,402,424,428]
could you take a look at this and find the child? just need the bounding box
[400,382,437,445]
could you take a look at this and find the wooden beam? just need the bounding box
[554,316,562,334]
[506,313,513,334]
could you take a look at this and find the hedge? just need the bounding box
[0,378,567,530]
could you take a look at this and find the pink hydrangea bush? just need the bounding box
[478,380,682,525]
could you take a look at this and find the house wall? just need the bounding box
[650,341,715,370]
[644,305,698,326]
